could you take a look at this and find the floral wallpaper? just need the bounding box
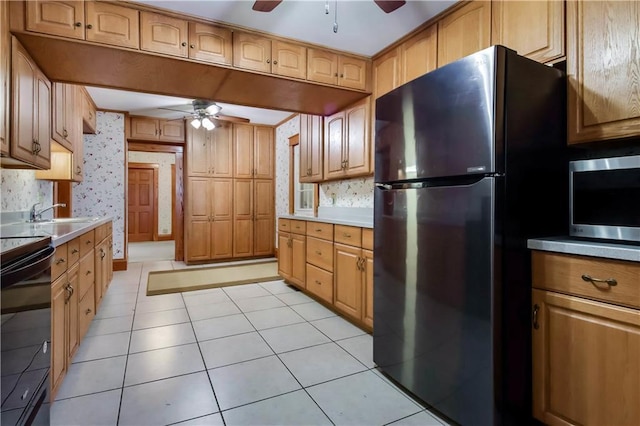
[319,177,375,208]
[0,169,53,213]
[275,115,299,218]
[73,112,126,260]
[128,151,175,236]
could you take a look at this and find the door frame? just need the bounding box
[128,162,159,242]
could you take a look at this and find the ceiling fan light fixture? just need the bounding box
[202,117,215,130]
[190,118,201,129]
[205,103,222,115]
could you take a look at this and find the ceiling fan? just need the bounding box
[252,0,406,13]
[161,100,250,131]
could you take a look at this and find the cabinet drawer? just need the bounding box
[80,230,95,258]
[95,223,108,242]
[67,237,80,266]
[278,218,290,232]
[362,228,373,250]
[290,220,306,235]
[532,251,640,309]
[306,263,333,304]
[306,237,334,272]
[52,243,68,280]
[79,285,95,341]
[306,222,334,241]
[79,253,95,300]
[334,225,361,247]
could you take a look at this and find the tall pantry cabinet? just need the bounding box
[185,123,274,263]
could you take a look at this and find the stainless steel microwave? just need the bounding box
[570,155,640,243]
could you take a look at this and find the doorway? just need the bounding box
[128,162,158,242]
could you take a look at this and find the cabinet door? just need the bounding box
[11,38,39,165]
[254,179,274,256]
[299,114,323,183]
[140,11,188,58]
[130,117,159,140]
[212,178,233,259]
[291,233,306,288]
[72,86,84,181]
[401,24,438,84]
[373,47,401,99]
[186,178,212,261]
[567,0,640,143]
[532,289,640,426]
[1,1,9,155]
[66,263,80,363]
[34,70,52,169]
[85,1,139,49]
[52,83,74,150]
[188,22,232,65]
[278,232,292,279]
[233,32,271,73]
[97,241,109,298]
[338,56,367,90]
[93,247,104,308]
[334,243,363,320]
[186,220,211,262]
[233,124,254,178]
[211,125,233,177]
[307,48,338,86]
[438,1,491,67]
[233,179,254,257]
[51,273,67,396]
[324,111,345,180]
[362,249,374,328]
[26,0,85,40]
[344,99,370,177]
[254,126,274,179]
[159,120,184,142]
[81,87,97,134]
[186,126,209,176]
[272,40,307,79]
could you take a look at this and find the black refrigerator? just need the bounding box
[373,46,567,425]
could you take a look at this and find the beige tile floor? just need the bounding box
[50,245,449,426]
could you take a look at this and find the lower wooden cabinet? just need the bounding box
[277,228,305,289]
[334,243,363,320]
[278,232,292,279]
[306,263,333,304]
[363,249,373,328]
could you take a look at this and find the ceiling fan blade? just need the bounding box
[158,105,192,113]
[214,114,250,124]
[374,0,406,13]
[252,1,282,12]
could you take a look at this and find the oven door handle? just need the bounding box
[1,246,55,289]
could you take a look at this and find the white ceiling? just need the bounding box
[88,0,456,126]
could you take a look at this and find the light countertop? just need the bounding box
[279,214,373,229]
[528,237,640,262]
[1,217,112,247]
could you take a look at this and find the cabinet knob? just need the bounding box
[181,42,187,47]
[340,73,344,78]
[86,240,92,245]
[63,128,68,137]
[273,60,278,65]
[85,308,92,315]
[76,166,82,175]
[86,24,93,29]
[56,258,66,265]
[266,59,271,64]
[190,44,195,49]
[74,22,82,27]
[334,72,338,77]
[86,270,92,275]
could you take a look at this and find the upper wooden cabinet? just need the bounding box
[567,0,640,144]
[307,48,368,90]
[233,33,307,79]
[52,82,79,151]
[26,0,85,40]
[129,116,185,142]
[401,24,438,84]
[233,124,274,179]
[187,125,232,177]
[272,40,307,80]
[299,114,323,183]
[492,0,564,64]
[324,97,371,180]
[140,11,188,58]
[1,0,10,156]
[85,1,139,49]
[188,22,232,65]
[438,1,491,67]
[373,48,401,99]
[80,86,97,134]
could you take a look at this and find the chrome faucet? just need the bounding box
[29,203,66,222]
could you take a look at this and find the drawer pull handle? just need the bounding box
[86,270,92,276]
[581,274,617,287]
[315,228,322,232]
[315,280,322,285]
[86,308,92,315]
[343,233,351,238]
[532,304,540,330]
[315,250,322,255]
[71,249,79,254]
[56,258,65,265]
[86,240,92,245]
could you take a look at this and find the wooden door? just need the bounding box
[130,117,159,140]
[307,48,338,86]
[188,22,232,65]
[233,32,271,73]
[532,289,640,426]
[278,232,292,279]
[437,1,491,67]
[140,11,188,58]
[291,234,306,288]
[253,179,274,256]
[26,0,85,40]
[401,24,438,84]
[254,126,274,179]
[492,0,564,64]
[211,126,233,177]
[362,249,374,328]
[186,126,209,176]
[85,1,139,49]
[334,243,363,320]
[299,114,323,183]
[272,40,307,79]
[338,56,367,90]
[34,69,52,169]
[10,38,38,165]
[567,0,640,143]
[159,120,184,142]
[51,83,74,150]
[128,166,156,242]
[186,177,211,261]
[66,263,80,363]
[51,273,67,397]
[0,1,9,155]
[344,99,370,177]
[233,124,254,178]
[324,111,345,180]
[211,178,233,259]
[373,47,401,99]
[233,179,253,257]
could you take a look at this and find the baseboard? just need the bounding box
[157,234,173,241]
[113,259,127,271]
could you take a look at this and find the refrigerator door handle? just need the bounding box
[375,183,392,190]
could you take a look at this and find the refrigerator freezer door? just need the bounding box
[375,46,504,183]
[374,177,495,425]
